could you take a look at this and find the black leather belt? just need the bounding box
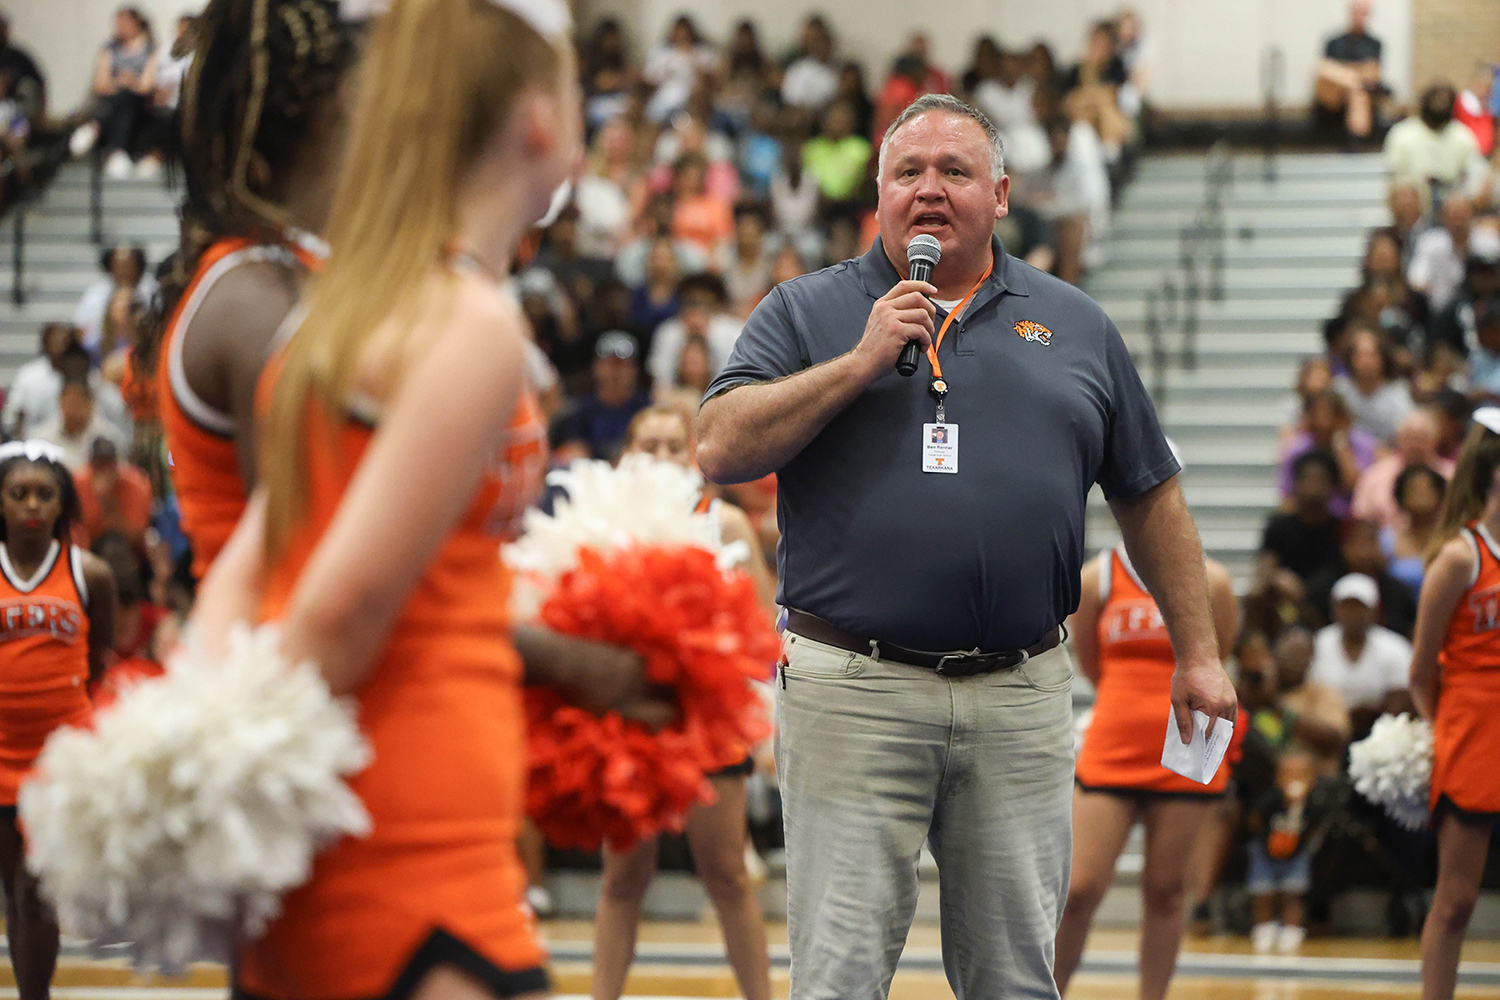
[783,609,1062,677]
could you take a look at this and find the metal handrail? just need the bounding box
[1140,141,1232,406]
[11,209,24,307]
[90,145,104,245]
[1262,45,1284,184]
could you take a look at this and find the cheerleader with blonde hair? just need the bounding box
[188,0,584,995]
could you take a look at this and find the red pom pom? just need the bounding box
[525,544,776,851]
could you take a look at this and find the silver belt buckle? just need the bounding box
[935,648,984,676]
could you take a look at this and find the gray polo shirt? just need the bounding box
[704,236,1178,652]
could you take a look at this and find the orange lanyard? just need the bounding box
[925,258,993,380]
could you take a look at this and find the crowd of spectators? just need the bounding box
[519,9,1144,469]
[1204,65,1500,943]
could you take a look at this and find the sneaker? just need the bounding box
[1252,921,1280,955]
[69,121,100,157]
[104,150,133,179]
[134,156,162,180]
[1275,923,1305,954]
[525,884,554,918]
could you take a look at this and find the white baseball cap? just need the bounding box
[1331,572,1380,608]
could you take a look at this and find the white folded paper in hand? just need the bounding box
[1160,709,1234,785]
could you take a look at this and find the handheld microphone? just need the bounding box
[896,234,942,377]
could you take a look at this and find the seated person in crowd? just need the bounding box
[1351,408,1453,529]
[1309,572,1414,737]
[1407,194,1500,316]
[653,335,712,415]
[641,15,717,123]
[74,437,152,551]
[616,193,708,290]
[781,16,840,113]
[802,100,871,207]
[515,269,593,399]
[1385,82,1488,211]
[972,44,1038,143]
[1332,325,1412,444]
[0,64,30,196]
[33,375,130,471]
[1242,554,1313,641]
[670,152,735,262]
[1454,64,1496,157]
[7,340,130,442]
[6,324,81,437]
[1262,450,1347,584]
[554,331,651,463]
[724,204,773,318]
[73,245,155,362]
[1425,240,1500,360]
[1463,296,1500,399]
[0,14,44,124]
[1264,627,1353,777]
[1305,518,1418,637]
[1381,464,1447,599]
[1062,20,1132,156]
[1027,113,1111,285]
[1280,357,1334,442]
[871,54,927,149]
[628,235,686,338]
[737,98,786,202]
[533,203,617,308]
[87,7,161,179]
[1279,388,1378,517]
[1314,0,1382,141]
[646,272,743,392]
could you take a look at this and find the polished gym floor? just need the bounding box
[7,923,1499,999]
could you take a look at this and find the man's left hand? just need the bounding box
[1169,657,1238,744]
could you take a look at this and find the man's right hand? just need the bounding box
[850,279,936,382]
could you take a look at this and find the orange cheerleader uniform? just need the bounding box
[1431,523,1500,821]
[1074,547,1232,796]
[235,385,550,1000]
[158,233,324,582]
[0,541,93,807]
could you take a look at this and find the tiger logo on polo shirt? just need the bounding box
[1015,320,1053,346]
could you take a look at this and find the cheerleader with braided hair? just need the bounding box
[140,0,354,583]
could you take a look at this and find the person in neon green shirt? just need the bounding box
[801,101,871,203]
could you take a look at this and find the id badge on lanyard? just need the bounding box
[920,259,991,475]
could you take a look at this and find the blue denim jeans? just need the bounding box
[776,631,1075,1000]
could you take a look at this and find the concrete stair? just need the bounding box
[1084,151,1385,585]
[0,161,178,381]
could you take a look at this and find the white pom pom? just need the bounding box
[504,456,731,619]
[1347,713,1434,831]
[18,623,371,974]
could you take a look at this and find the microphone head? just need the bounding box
[906,234,942,267]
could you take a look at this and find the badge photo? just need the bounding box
[922,422,958,474]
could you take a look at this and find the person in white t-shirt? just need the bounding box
[1309,572,1414,736]
[1407,194,1500,314]
[780,17,839,112]
[646,272,742,391]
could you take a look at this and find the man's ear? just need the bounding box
[994,173,1011,221]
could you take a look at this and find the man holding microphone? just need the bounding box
[696,93,1236,999]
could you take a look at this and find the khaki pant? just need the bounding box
[776,631,1075,1000]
